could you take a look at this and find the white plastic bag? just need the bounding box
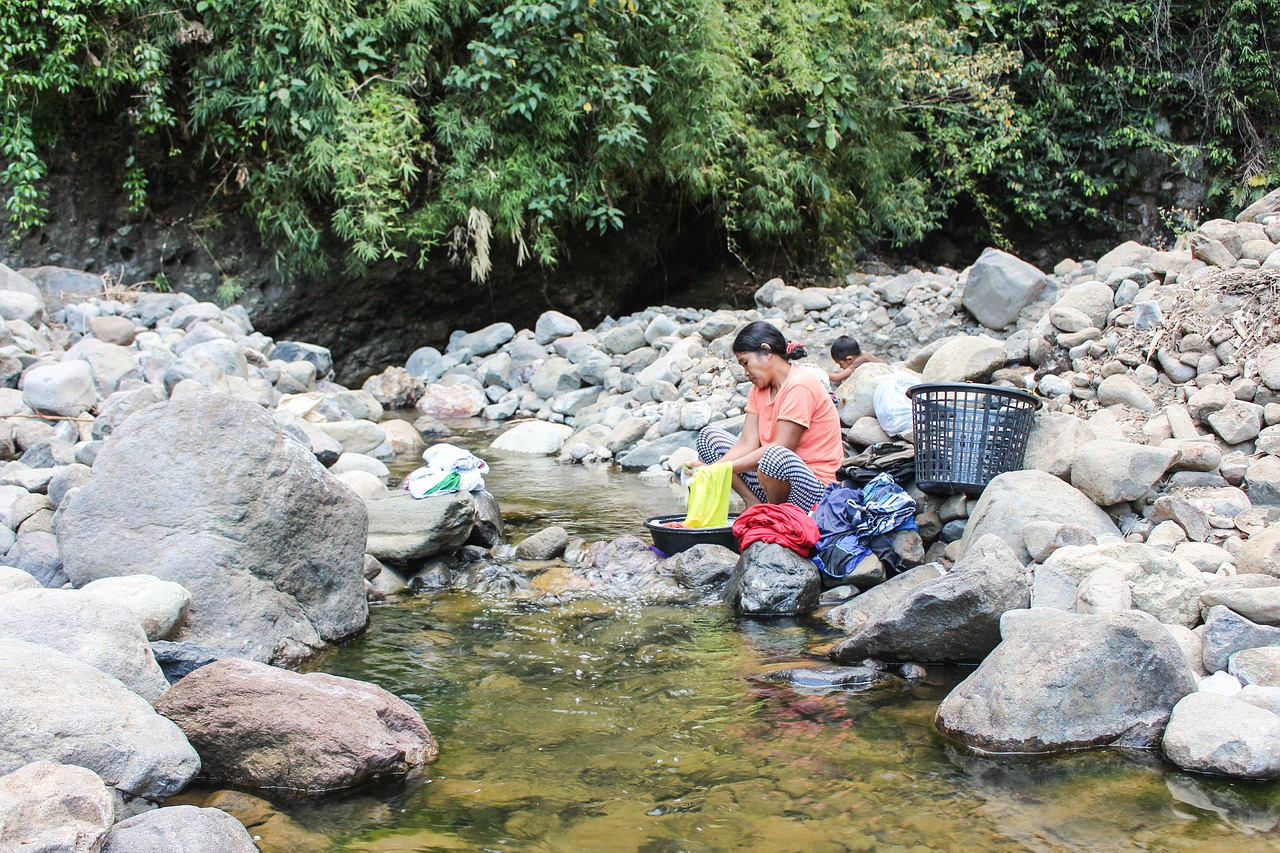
[873,371,916,436]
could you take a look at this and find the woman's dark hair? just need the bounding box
[732,320,807,360]
[830,335,862,359]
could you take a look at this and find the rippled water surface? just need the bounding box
[245,425,1280,851]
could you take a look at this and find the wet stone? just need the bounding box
[762,664,897,692]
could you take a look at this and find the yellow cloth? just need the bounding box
[683,461,733,528]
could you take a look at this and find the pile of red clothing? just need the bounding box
[731,504,820,557]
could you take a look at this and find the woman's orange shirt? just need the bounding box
[746,365,844,483]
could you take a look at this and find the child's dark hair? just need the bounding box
[830,335,862,360]
[732,320,808,360]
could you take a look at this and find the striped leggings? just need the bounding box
[695,425,827,510]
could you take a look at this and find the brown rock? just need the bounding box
[156,658,437,793]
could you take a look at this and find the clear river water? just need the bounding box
[184,423,1280,852]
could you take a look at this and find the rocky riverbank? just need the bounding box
[2,189,1280,846]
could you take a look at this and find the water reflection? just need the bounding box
[238,422,1280,850]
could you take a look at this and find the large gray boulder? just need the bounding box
[829,535,1029,663]
[364,491,477,561]
[960,248,1050,329]
[1162,692,1280,780]
[0,760,116,853]
[958,469,1120,564]
[0,639,200,801]
[102,805,258,853]
[155,658,437,793]
[0,588,170,702]
[58,392,369,667]
[724,542,821,616]
[935,611,1196,753]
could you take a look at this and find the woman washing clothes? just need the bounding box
[690,321,844,510]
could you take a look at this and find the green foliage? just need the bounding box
[954,0,1280,229]
[0,0,1274,276]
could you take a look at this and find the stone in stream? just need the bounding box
[0,760,117,853]
[935,611,1196,753]
[364,491,477,561]
[762,664,899,692]
[0,639,200,801]
[829,534,1028,663]
[659,543,739,592]
[823,563,947,632]
[102,805,259,853]
[515,525,570,560]
[724,542,821,617]
[1162,692,1280,780]
[57,392,369,667]
[155,658,437,793]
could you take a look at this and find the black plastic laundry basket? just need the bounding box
[907,383,1041,495]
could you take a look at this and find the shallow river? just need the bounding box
[243,424,1280,851]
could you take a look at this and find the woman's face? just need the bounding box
[735,350,772,387]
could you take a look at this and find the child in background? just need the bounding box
[827,335,881,385]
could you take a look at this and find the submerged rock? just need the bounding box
[762,664,899,692]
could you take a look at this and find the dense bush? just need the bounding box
[960,0,1280,233]
[1,0,1276,279]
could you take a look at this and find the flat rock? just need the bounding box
[364,491,476,561]
[1201,586,1280,626]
